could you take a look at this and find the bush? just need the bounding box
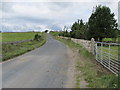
[34,34,41,41]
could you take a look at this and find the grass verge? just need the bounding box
[2,33,46,61]
[52,36,119,88]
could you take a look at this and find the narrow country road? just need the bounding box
[2,34,71,88]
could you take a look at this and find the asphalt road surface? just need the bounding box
[2,34,71,88]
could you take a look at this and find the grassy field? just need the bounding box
[49,31,60,37]
[98,46,118,57]
[103,37,119,42]
[2,32,41,42]
[2,32,46,61]
[51,34,119,88]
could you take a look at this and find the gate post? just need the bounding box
[91,38,95,54]
[108,44,111,69]
[95,43,98,61]
[101,43,103,64]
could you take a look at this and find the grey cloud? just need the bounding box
[1,2,14,12]
[1,2,118,32]
[118,1,120,29]
[47,24,62,31]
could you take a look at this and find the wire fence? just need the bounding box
[95,42,120,75]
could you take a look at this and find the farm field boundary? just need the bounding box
[2,39,32,44]
[51,35,118,88]
[59,36,119,75]
[2,33,46,61]
[95,42,119,75]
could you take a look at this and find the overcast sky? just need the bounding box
[0,0,119,32]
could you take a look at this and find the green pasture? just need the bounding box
[49,31,61,36]
[2,32,41,42]
[2,32,46,61]
[103,37,119,42]
[98,46,118,57]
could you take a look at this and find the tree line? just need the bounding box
[57,5,119,42]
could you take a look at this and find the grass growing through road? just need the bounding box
[2,33,46,61]
[52,35,119,88]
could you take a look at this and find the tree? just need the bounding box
[88,5,118,41]
[70,19,86,39]
[59,26,70,37]
[34,33,41,41]
[45,30,48,33]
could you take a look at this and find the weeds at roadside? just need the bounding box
[52,36,118,88]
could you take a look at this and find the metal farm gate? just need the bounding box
[95,42,120,75]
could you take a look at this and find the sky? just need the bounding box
[118,1,120,30]
[0,0,119,32]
